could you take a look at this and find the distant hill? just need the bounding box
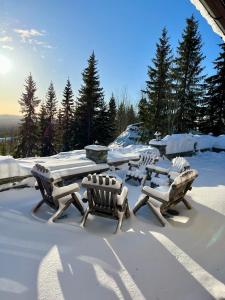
[0,115,21,134]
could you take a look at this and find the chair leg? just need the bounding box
[115,212,124,234]
[72,193,85,215]
[147,200,166,227]
[133,194,148,214]
[48,200,71,224]
[125,175,131,182]
[141,175,147,187]
[32,199,45,213]
[182,197,192,209]
[80,208,90,227]
[125,201,130,218]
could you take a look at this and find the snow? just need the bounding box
[85,145,109,151]
[0,156,30,179]
[214,135,225,150]
[190,0,225,42]
[194,134,216,151]
[0,152,225,299]
[158,133,196,154]
[110,123,142,148]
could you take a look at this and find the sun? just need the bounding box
[0,54,13,75]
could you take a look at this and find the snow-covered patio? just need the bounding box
[0,152,225,300]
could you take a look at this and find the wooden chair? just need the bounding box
[31,164,84,223]
[125,150,159,185]
[81,174,130,233]
[133,169,198,226]
[147,156,190,187]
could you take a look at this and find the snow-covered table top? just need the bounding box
[85,145,109,151]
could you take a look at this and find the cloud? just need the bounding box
[1,45,14,51]
[14,28,45,41]
[0,36,12,42]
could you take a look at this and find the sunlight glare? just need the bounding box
[0,55,13,75]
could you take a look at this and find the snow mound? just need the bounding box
[214,135,225,150]
[0,156,31,179]
[110,123,142,148]
[159,134,196,155]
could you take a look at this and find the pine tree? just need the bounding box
[200,43,225,135]
[15,74,40,157]
[107,94,117,142]
[61,79,74,151]
[145,27,173,135]
[75,52,104,148]
[173,15,205,133]
[41,82,58,156]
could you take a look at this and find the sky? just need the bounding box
[0,0,222,115]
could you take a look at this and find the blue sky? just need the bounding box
[0,0,222,114]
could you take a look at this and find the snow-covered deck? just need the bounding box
[0,152,225,299]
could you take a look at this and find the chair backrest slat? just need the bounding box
[168,169,198,202]
[82,174,122,211]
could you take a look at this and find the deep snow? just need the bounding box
[0,152,225,299]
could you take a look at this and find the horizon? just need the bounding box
[0,0,222,115]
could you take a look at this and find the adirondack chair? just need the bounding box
[147,156,190,187]
[125,150,159,185]
[31,164,84,223]
[81,174,130,233]
[133,169,198,226]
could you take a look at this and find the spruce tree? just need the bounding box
[108,94,117,142]
[116,101,127,134]
[55,108,64,152]
[94,99,111,145]
[76,52,104,148]
[138,95,151,142]
[61,79,74,151]
[42,82,58,156]
[200,43,225,135]
[38,102,48,156]
[15,74,40,157]
[127,105,137,125]
[145,27,173,135]
[173,15,205,133]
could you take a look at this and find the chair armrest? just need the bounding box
[52,182,80,199]
[116,186,128,206]
[146,164,169,175]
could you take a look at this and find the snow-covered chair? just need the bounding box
[147,156,190,187]
[31,164,84,223]
[81,174,130,233]
[133,169,198,226]
[125,151,159,185]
